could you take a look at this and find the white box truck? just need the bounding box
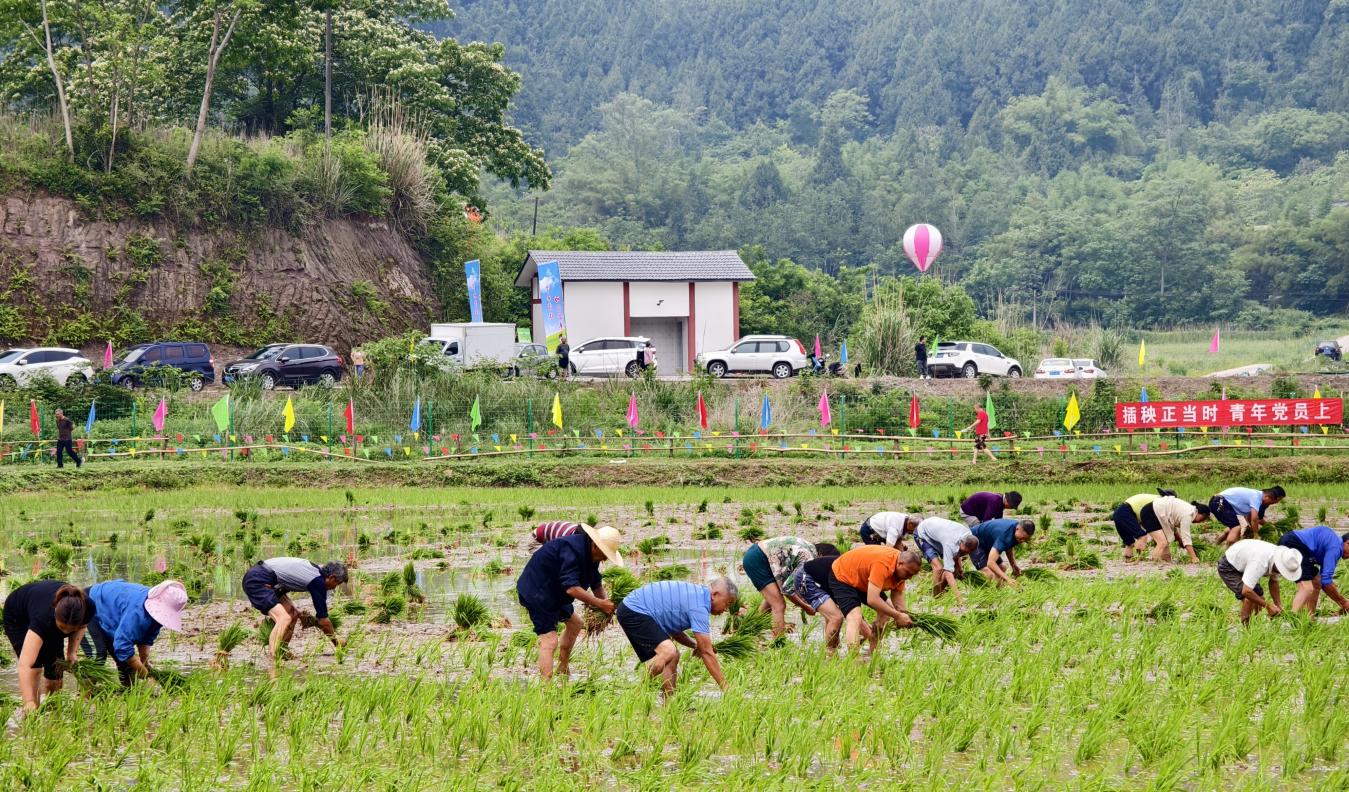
[423,323,517,370]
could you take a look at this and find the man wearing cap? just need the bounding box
[1210,485,1285,545]
[86,579,187,684]
[968,518,1036,586]
[741,535,816,638]
[530,520,581,545]
[914,517,980,603]
[859,512,919,548]
[515,524,623,681]
[1275,526,1349,615]
[242,557,348,670]
[825,546,921,655]
[1218,540,1301,625]
[617,578,737,696]
[959,491,1022,528]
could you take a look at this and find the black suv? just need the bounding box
[223,344,345,389]
[110,342,215,391]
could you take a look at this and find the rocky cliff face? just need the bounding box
[0,193,439,350]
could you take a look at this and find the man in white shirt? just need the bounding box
[859,512,919,549]
[1217,539,1302,625]
[914,517,980,603]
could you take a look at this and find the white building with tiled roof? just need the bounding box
[516,250,755,375]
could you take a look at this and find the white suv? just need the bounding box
[697,335,809,379]
[926,341,1022,378]
[569,337,653,377]
[0,347,94,387]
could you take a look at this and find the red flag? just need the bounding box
[343,399,354,433]
[696,392,708,430]
[908,393,921,429]
[30,399,39,436]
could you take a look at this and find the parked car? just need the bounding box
[109,342,215,391]
[1034,358,1108,379]
[568,336,652,378]
[0,347,94,387]
[926,341,1022,378]
[696,335,810,379]
[503,343,556,379]
[1315,340,1342,362]
[223,344,344,389]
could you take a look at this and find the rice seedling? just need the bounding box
[517,505,536,521]
[738,524,765,541]
[60,658,119,693]
[635,535,670,555]
[645,563,691,581]
[371,594,407,624]
[909,613,959,641]
[713,632,757,658]
[452,594,491,630]
[1020,567,1058,582]
[149,666,190,690]
[213,621,250,669]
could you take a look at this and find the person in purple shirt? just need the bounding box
[959,491,1022,527]
[1276,526,1349,615]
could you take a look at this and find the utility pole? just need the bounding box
[324,8,333,140]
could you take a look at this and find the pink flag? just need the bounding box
[813,335,822,359]
[1208,328,1220,354]
[818,390,831,427]
[626,392,639,428]
[151,398,167,433]
[103,340,113,369]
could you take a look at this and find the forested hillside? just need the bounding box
[446,0,1349,326]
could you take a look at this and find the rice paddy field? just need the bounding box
[2,462,1349,790]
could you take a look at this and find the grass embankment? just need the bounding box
[1129,327,1348,376]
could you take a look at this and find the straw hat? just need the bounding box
[581,524,624,567]
[145,580,188,631]
[1272,547,1303,583]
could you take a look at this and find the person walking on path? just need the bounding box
[530,520,581,545]
[915,337,928,379]
[858,511,919,548]
[54,408,81,469]
[960,491,1022,527]
[617,579,736,696]
[824,546,921,655]
[915,517,980,603]
[968,518,1037,586]
[1217,540,1301,625]
[792,544,844,646]
[740,536,817,637]
[242,557,347,671]
[85,580,187,684]
[516,524,623,681]
[1210,486,1284,545]
[960,405,996,464]
[1275,526,1349,615]
[3,581,94,713]
[556,335,571,380]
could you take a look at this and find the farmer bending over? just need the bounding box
[859,511,919,548]
[86,580,187,684]
[741,536,816,637]
[617,578,736,696]
[1218,540,1302,625]
[968,519,1036,586]
[1210,486,1284,545]
[795,545,846,650]
[515,524,623,681]
[242,557,347,670]
[1147,496,1211,563]
[1275,526,1349,616]
[825,546,921,655]
[915,517,980,603]
[960,491,1021,528]
[3,581,93,713]
[530,520,581,545]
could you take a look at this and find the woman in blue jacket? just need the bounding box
[86,580,188,684]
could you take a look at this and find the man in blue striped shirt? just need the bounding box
[618,579,737,696]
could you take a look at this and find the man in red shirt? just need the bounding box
[960,406,996,465]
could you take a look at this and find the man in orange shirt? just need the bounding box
[824,546,921,654]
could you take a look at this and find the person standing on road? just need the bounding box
[556,335,570,380]
[515,525,623,681]
[915,337,928,379]
[740,535,817,637]
[968,518,1036,586]
[85,580,187,684]
[617,578,736,696]
[824,546,921,655]
[1275,526,1349,615]
[914,517,980,603]
[54,408,81,469]
[1217,539,1301,625]
[3,581,94,713]
[242,557,347,671]
[960,491,1021,527]
[960,405,996,464]
[643,342,656,372]
[1210,486,1284,545]
[858,511,919,548]
[350,348,366,381]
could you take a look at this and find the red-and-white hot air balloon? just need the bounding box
[903,223,943,273]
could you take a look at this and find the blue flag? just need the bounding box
[1140,387,1149,403]
[840,339,849,364]
[410,397,422,432]
[760,394,772,431]
[85,400,96,435]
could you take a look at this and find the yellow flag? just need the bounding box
[1137,339,1146,367]
[0,399,4,434]
[551,393,563,429]
[1314,386,1323,399]
[1064,392,1081,431]
[282,397,296,433]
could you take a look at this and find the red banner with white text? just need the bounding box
[1115,398,1342,430]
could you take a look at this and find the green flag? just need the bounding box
[985,392,997,431]
[211,394,230,433]
[469,395,482,430]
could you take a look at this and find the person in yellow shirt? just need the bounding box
[1112,492,1163,561]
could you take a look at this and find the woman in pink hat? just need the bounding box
[86,579,188,684]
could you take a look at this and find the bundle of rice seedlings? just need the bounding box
[602,568,640,607]
[910,613,960,641]
[1148,601,1179,621]
[452,594,490,630]
[724,606,772,639]
[963,572,990,588]
[403,562,425,603]
[370,594,406,624]
[256,617,276,646]
[149,666,189,690]
[62,658,119,693]
[646,564,692,582]
[214,622,250,670]
[1063,552,1102,571]
[713,632,757,659]
[1021,568,1058,583]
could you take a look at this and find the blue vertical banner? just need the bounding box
[537,259,566,353]
[464,259,484,323]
